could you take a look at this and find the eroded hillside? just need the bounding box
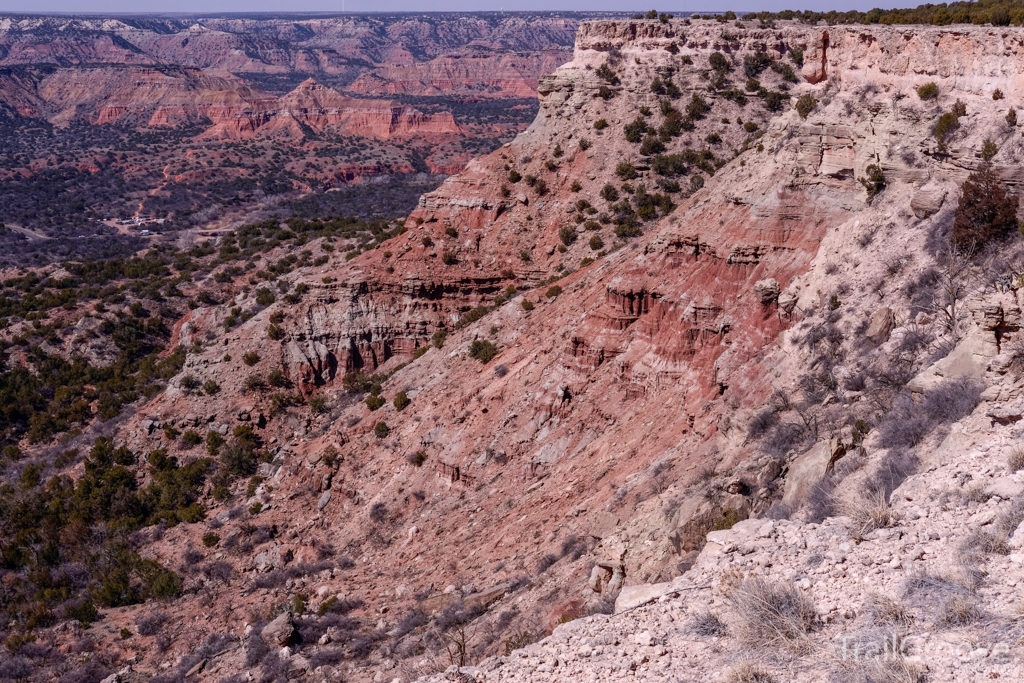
[3,14,1024,683]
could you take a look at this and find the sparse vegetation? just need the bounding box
[952,164,1020,249]
[469,339,499,363]
[730,577,817,648]
[917,82,939,100]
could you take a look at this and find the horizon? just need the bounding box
[0,2,928,17]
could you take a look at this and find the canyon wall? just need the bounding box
[25,16,1024,683]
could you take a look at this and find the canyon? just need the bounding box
[0,13,599,265]
[3,11,1024,683]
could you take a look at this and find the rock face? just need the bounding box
[0,14,583,133]
[39,15,1024,683]
[24,68,459,139]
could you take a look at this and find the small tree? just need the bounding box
[952,164,1019,249]
[859,164,886,202]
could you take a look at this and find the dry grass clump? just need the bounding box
[830,630,924,683]
[1008,446,1024,473]
[839,489,897,534]
[730,577,817,649]
[940,594,983,626]
[688,610,727,636]
[729,661,775,683]
[865,594,913,628]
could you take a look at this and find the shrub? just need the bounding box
[859,164,886,202]
[393,391,410,411]
[546,285,563,298]
[1008,108,1018,126]
[624,116,649,143]
[243,374,265,393]
[409,450,428,466]
[709,52,730,71]
[578,138,591,151]
[593,119,608,130]
[689,611,727,636]
[589,235,604,250]
[308,395,327,414]
[558,226,577,246]
[795,94,817,119]
[202,379,220,395]
[536,553,558,573]
[180,375,200,393]
[1009,447,1024,473]
[640,136,666,155]
[981,138,999,161]
[917,82,939,100]
[763,91,786,112]
[686,93,710,120]
[365,394,385,411]
[469,339,499,363]
[730,577,816,647]
[600,183,620,202]
[521,299,535,311]
[615,162,638,180]
[441,250,457,265]
[789,47,804,66]
[370,502,388,522]
[596,63,620,85]
[267,324,284,340]
[374,422,390,439]
[952,165,1020,248]
[242,351,260,366]
[255,288,275,306]
[181,430,202,448]
[202,533,220,547]
[136,612,168,636]
[267,368,287,388]
[507,169,521,183]
[743,51,773,78]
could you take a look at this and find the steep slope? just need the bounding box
[7,15,1024,683]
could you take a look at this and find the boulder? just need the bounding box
[613,582,675,613]
[781,439,840,509]
[864,308,895,344]
[261,612,297,647]
[463,584,510,612]
[910,189,946,219]
[777,289,799,314]
[753,278,781,304]
[317,491,332,511]
[986,400,1024,425]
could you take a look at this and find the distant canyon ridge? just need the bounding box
[0,13,593,135]
[0,13,625,265]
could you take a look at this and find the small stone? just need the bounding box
[317,491,332,511]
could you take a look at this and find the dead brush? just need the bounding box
[728,661,774,683]
[1008,446,1024,473]
[940,594,983,626]
[839,489,898,535]
[832,651,925,683]
[865,594,913,628]
[688,610,727,637]
[728,576,817,650]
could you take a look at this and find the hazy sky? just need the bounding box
[0,1,924,16]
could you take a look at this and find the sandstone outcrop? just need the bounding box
[14,14,1024,683]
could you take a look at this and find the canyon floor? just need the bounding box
[3,12,1024,683]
